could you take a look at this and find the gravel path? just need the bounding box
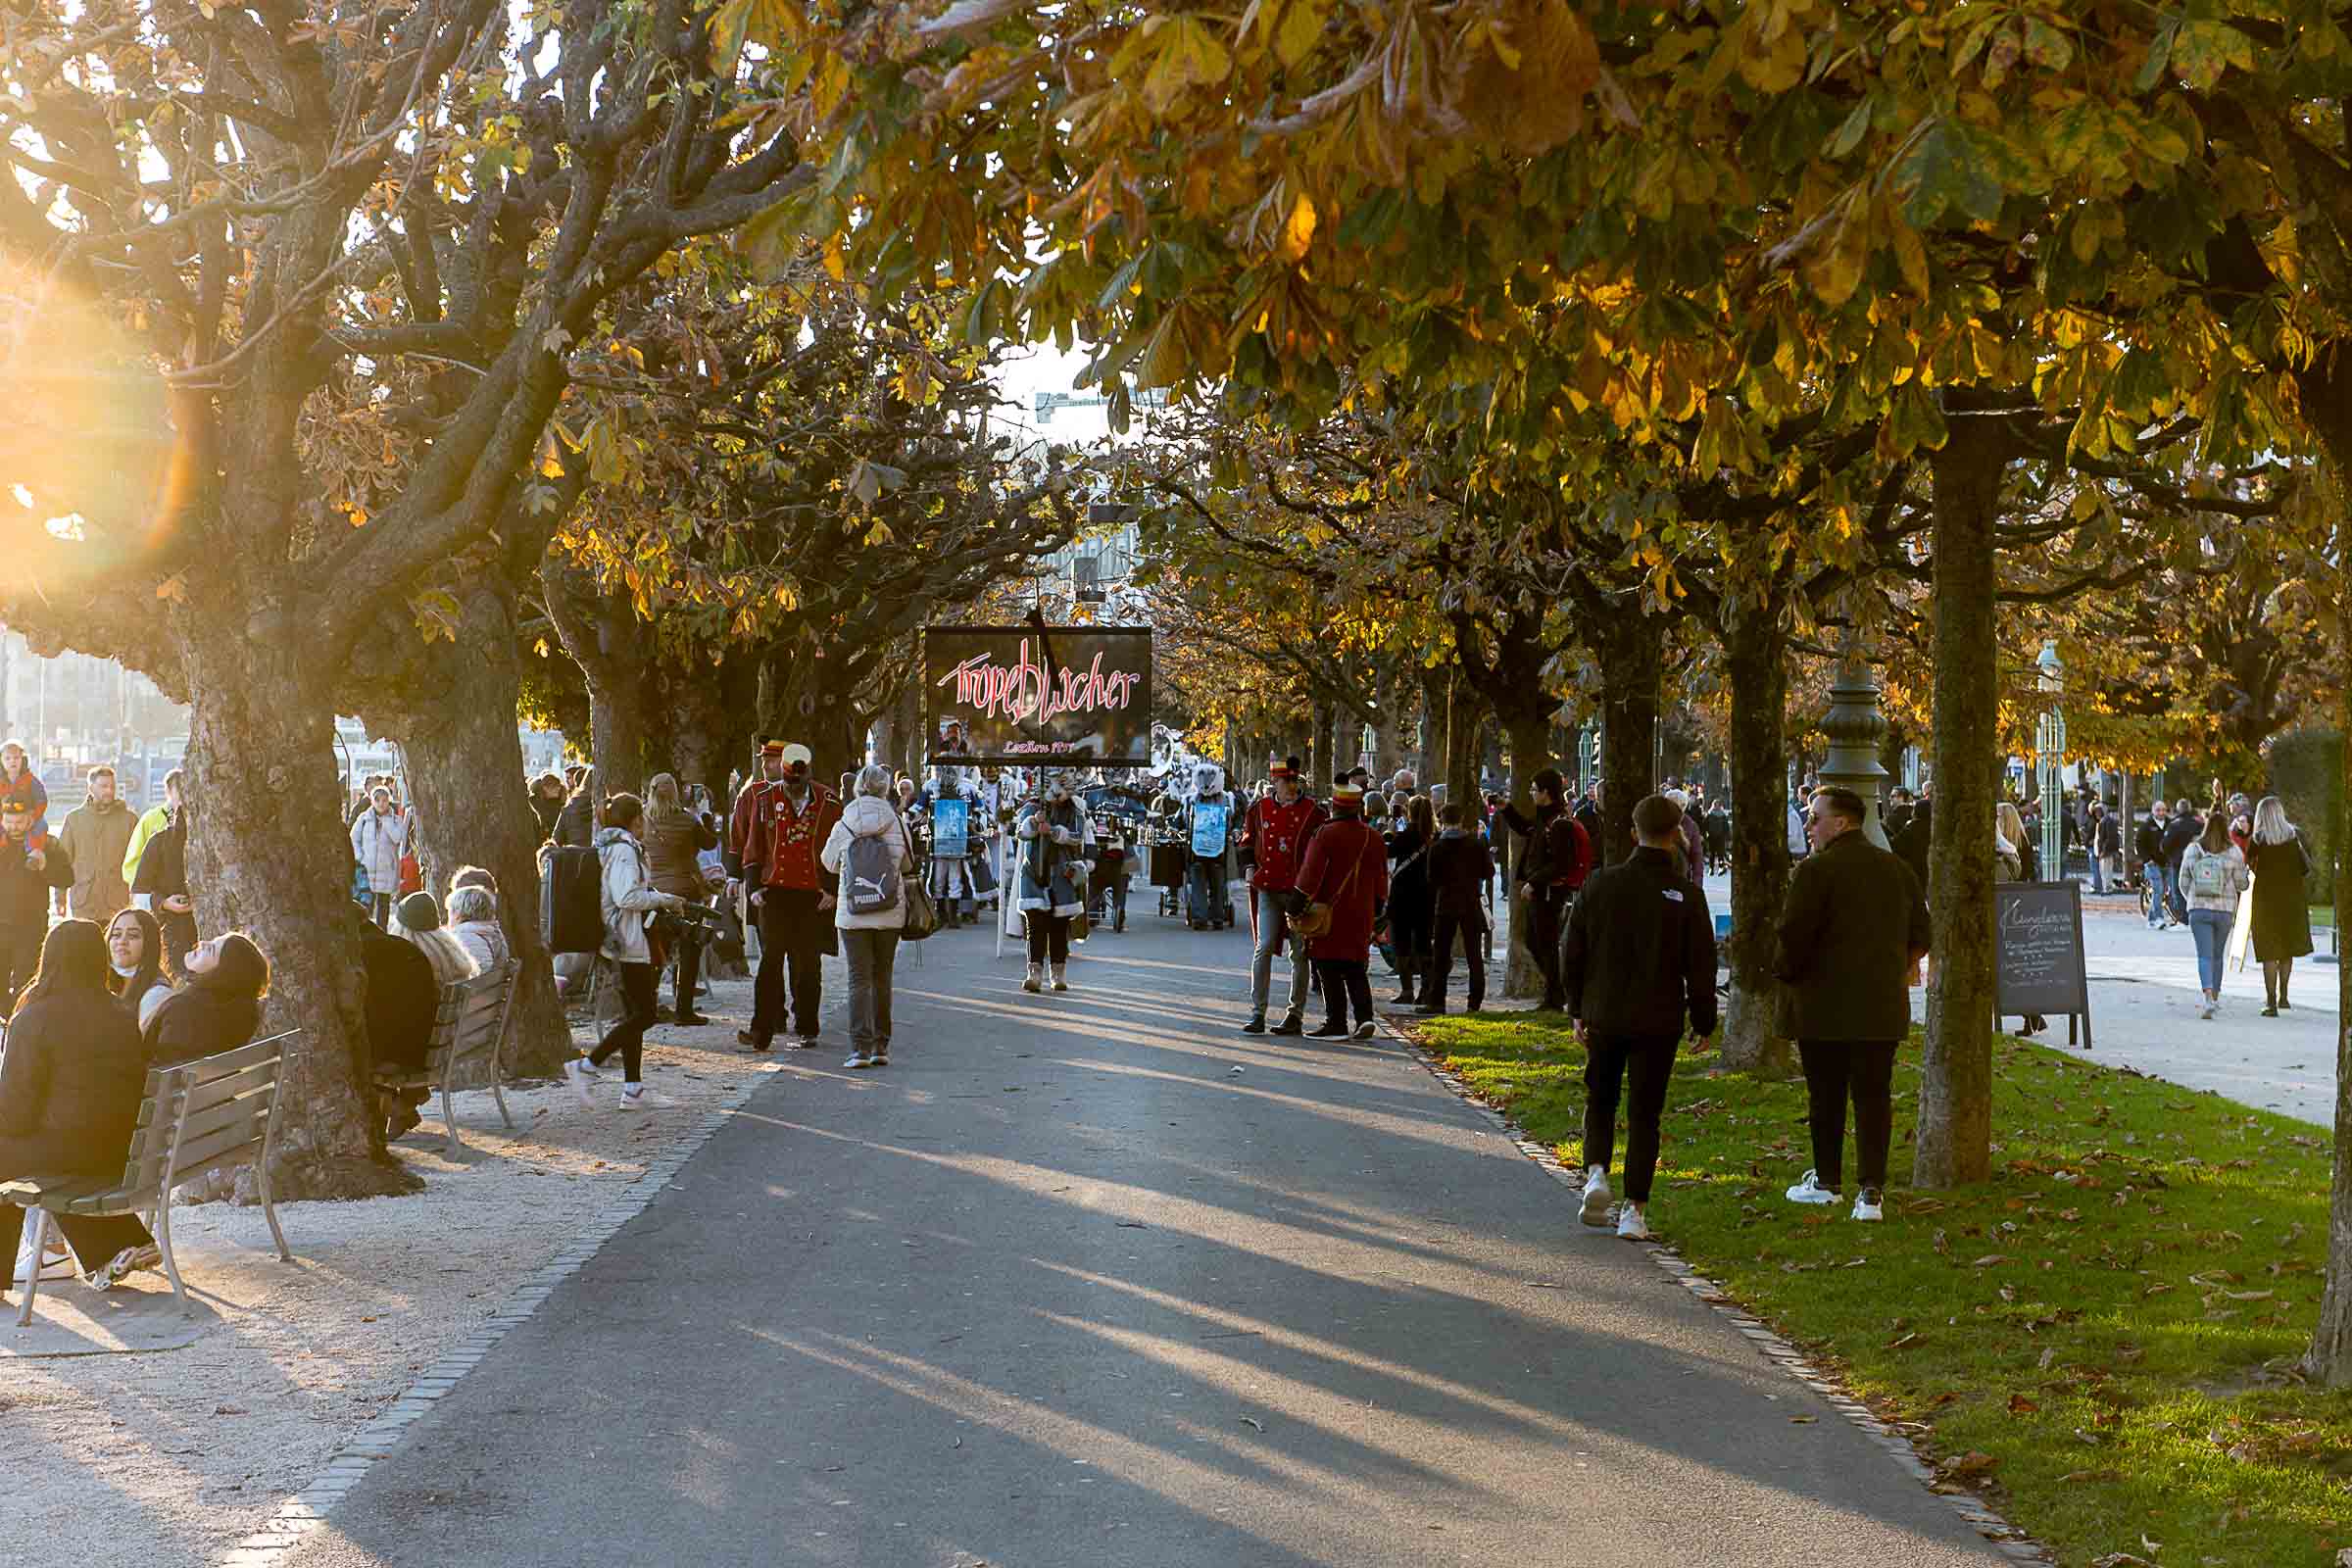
[0,972,804,1568]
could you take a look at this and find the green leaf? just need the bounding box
[1828,95,1873,160]
[1895,121,2005,227]
[2134,14,2180,92]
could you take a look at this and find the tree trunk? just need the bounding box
[378,588,570,1077]
[181,633,418,1200]
[1418,660,1447,782]
[1442,665,1483,817]
[1595,610,1662,867]
[2301,604,2352,1381]
[1915,416,2006,1189]
[1311,700,1339,787]
[771,651,865,787]
[1719,594,1795,1079]
[588,673,656,800]
[1500,710,1555,1000]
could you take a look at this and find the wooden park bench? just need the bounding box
[5,1030,300,1325]
[372,962,517,1152]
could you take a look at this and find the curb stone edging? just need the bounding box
[213,1058,790,1568]
[1377,1014,2053,1566]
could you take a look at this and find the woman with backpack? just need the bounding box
[565,793,691,1110]
[2246,796,2314,1016]
[820,764,914,1069]
[2178,810,2251,1020]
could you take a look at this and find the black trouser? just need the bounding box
[1797,1039,1899,1193]
[1426,908,1487,1007]
[1390,903,1431,988]
[0,924,39,1016]
[752,888,825,1042]
[589,960,660,1084]
[670,924,704,1015]
[1584,1033,1679,1202]
[1526,890,1567,1006]
[0,1146,153,1283]
[1314,958,1373,1028]
[1026,912,1071,965]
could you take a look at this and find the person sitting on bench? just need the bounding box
[0,920,160,1296]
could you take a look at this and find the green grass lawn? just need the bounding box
[1410,1013,2352,1567]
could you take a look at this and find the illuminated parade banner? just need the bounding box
[924,625,1152,766]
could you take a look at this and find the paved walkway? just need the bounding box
[278,915,2001,1568]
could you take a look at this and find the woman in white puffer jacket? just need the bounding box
[562,793,687,1110]
[820,764,914,1070]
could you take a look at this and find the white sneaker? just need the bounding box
[1351,1019,1377,1040]
[1579,1167,1613,1227]
[845,1051,873,1069]
[564,1057,599,1107]
[1617,1203,1650,1241]
[2198,1001,2216,1020]
[1852,1188,1884,1222]
[1786,1170,1838,1204]
[1051,964,1068,993]
[617,1085,649,1110]
[1023,964,1043,994]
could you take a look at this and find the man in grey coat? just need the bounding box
[1774,786,1931,1222]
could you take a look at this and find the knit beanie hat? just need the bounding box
[397,891,443,932]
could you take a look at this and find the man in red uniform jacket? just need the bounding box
[1238,758,1327,1036]
[741,742,841,1051]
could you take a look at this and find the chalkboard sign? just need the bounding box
[1994,880,2092,1046]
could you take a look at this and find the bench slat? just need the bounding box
[123,1123,267,1192]
[176,1031,296,1087]
[180,1058,279,1117]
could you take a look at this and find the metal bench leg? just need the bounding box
[255,1157,290,1264]
[259,1080,292,1263]
[16,1207,49,1327]
[440,1076,464,1153]
[153,1195,190,1316]
[491,1076,514,1130]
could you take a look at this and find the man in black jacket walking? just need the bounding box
[1776,786,1931,1222]
[1500,768,1592,1010]
[1560,793,1717,1241]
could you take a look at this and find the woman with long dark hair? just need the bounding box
[105,906,175,1031]
[0,920,161,1296]
[144,932,270,1066]
[1385,795,1437,1005]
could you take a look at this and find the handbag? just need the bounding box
[1290,835,1368,942]
[902,878,939,941]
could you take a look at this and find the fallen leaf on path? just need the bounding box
[1241,1416,1264,1431]
[1788,1415,1817,1424]
[2007,1394,2039,1415]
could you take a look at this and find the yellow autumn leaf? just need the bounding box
[1279,190,1317,264]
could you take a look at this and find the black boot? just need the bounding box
[1393,956,1417,1005]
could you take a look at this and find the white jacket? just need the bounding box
[596,826,679,964]
[351,808,410,894]
[819,795,914,930]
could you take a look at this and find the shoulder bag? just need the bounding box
[1290,827,1368,941]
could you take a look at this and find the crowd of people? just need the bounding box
[0,746,274,1299]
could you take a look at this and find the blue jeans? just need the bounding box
[2142,860,2171,925]
[2188,908,2230,994]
